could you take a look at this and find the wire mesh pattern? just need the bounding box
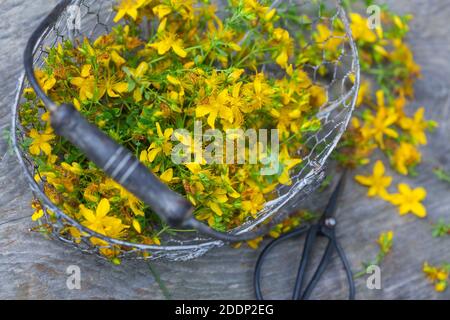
[12,0,359,261]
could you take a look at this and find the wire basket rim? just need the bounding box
[11,0,360,257]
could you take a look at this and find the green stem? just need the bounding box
[147,262,172,300]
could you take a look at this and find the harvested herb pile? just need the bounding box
[21,0,335,254]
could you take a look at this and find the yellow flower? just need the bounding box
[314,24,344,52]
[61,162,83,175]
[104,75,129,98]
[84,183,100,203]
[435,281,448,292]
[113,0,147,22]
[29,127,55,156]
[392,142,421,175]
[247,236,264,250]
[140,122,174,162]
[70,65,103,101]
[153,0,194,20]
[389,183,427,218]
[390,39,421,76]
[31,208,44,221]
[240,73,274,114]
[35,70,56,94]
[400,107,429,145]
[363,91,398,149]
[148,32,187,58]
[423,262,449,292]
[132,219,142,233]
[160,168,174,183]
[81,198,129,238]
[195,89,233,129]
[272,28,293,70]
[127,61,149,102]
[350,13,377,43]
[100,179,145,216]
[377,231,394,255]
[356,80,371,107]
[354,160,392,199]
[242,192,265,217]
[278,146,302,186]
[153,4,172,19]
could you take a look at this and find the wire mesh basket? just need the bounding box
[12,0,359,261]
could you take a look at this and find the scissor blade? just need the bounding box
[320,170,347,221]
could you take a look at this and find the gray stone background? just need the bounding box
[0,0,449,299]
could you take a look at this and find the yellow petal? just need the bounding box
[134,62,149,78]
[276,50,288,68]
[113,82,129,93]
[157,17,167,33]
[185,162,201,173]
[278,169,291,185]
[229,43,242,51]
[149,40,171,55]
[127,8,139,21]
[70,77,84,87]
[96,198,110,218]
[207,111,218,129]
[398,183,411,195]
[354,175,372,186]
[167,75,181,86]
[147,148,161,162]
[196,105,212,118]
[160,168,173,183]
[140,150,148,162]
[113,9,127,23]
[209,202,223,216]
[81,64,91,77]
[411,203,427,218]
[172,40,187,58]
[133,88,143,102]
[73,98,81,111]
[156,122,163,137]
[132,219,142,233]
[152,4,172,19]
[80,205,96,222]
[40,143,52,156]
[31,209,44,221]
[373,160,385,177]
[413,187,427,201]
[111,51,126,67]
[376,90,385,107]
[164,128,174,140]
[107,87,119,98]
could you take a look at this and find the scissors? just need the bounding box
[254,171,355,300]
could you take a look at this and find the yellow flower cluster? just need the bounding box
[344,12,436,220]
[339,12,436,174]
[20,0,335,256]
[423,262,449,292]
[355,160,427,218]
[377,230,394,257]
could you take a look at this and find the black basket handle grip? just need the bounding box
[51,104,194,227]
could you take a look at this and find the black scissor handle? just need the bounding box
[301,226,355,300]
[254,225,355,300]
[254,226,310,300]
